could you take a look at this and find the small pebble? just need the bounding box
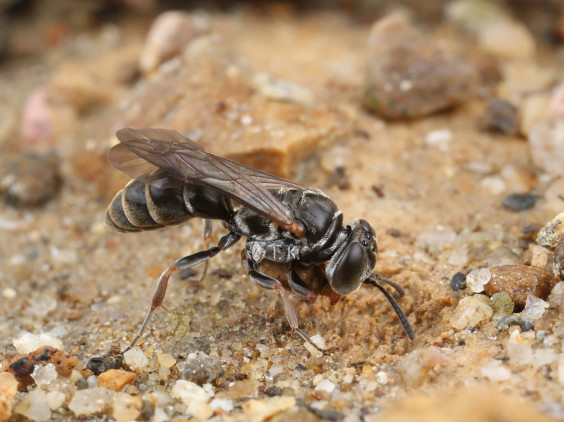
[68,388,115,417]
[31,363,57,386]
[86,354,124,375]
[210,398,234,412]
[112,392,142,422]
[20,87,54,143]
[529,116,564,176]
[0,372,18,422]
[497,315,533,332]
[451,272,467,291]
[450,294,493,330]
[15,388,51,421]
[0,153,61,207]
[552,244,564,279]
[315,379,336,394]
[519,93,551,137]
[170,380,213,420]
[123,347,149,371]
[253,72,314,106]
[507,330,533,365]
[397,346,451,387]
[480,98,519,136]
[521,295,549,321]
[530,243,550,270]
[537,212,564,248]
[533,348,555,368]
[242,397,296,421]
[481,361,511,381]
[466,268,492,293]
[477,19,536,60]
[157,353,176,368]
[217,379,259,400]
[536,330,546,341]
[502,193,539,212]
[13,333,63,354]
[484,265,556,309]
[179,352,222,385]
[424,128,452,149]
[97,369,137,392]
[264,386,282,397]
[241,359,269,381]
[45,391,65,411]
[140,11,209,73]
[489,291,514,316]
[485,246,520,267]
[2,287,16,299]
[8,346,77,388]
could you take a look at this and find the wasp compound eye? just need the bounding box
[330,242,366,295]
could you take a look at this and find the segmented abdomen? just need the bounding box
[105,180,233,232]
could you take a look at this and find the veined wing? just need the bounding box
[108,127,306,235]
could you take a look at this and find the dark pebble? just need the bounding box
[295,363,306,371]
[0,152,61,207]
[264,386,282,396]
[86,355,124,375]
[451,272,467,291]
[479,98,519,135]
[327,166,350,191]
[211,268,233,278]
[497,314,533,331]
[75,378,89,389]
[493,353,509,361]
[386,228,401,237]
[502,193,539,212]
[181,354,223,385]
[553,242,564,279]
[309,408,343,421]
[520,320,534,332]
[178,268,197,280]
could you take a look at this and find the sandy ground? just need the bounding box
[1,1,564,421]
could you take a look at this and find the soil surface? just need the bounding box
[1,1,564,421]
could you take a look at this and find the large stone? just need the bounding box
[363,14,478,119]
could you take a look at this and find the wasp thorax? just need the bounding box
[325,219,378,295]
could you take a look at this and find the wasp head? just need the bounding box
[325,219,378,295]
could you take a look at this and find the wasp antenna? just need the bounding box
[365,276,414,340]
[370,273,405,298]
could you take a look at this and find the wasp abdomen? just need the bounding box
[105,180,233,232]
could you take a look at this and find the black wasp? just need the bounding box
[105,128,414,352]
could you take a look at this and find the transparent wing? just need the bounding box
[108,127,305,233]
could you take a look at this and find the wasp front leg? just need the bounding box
[242,257,334,354]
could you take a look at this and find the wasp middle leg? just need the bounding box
[124,231,241,352]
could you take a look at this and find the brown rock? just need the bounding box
[139,11,209,74]
[364,14,478,119]
[0,372,18,422]
[97,369,137,391]
[0,152,61,207]
[215,379,259,400]
[7,346,78,388]
[484,265,557,309]
[119,40,352,178]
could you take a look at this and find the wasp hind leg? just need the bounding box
[124,231,241,352]
[243,257,336,354]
